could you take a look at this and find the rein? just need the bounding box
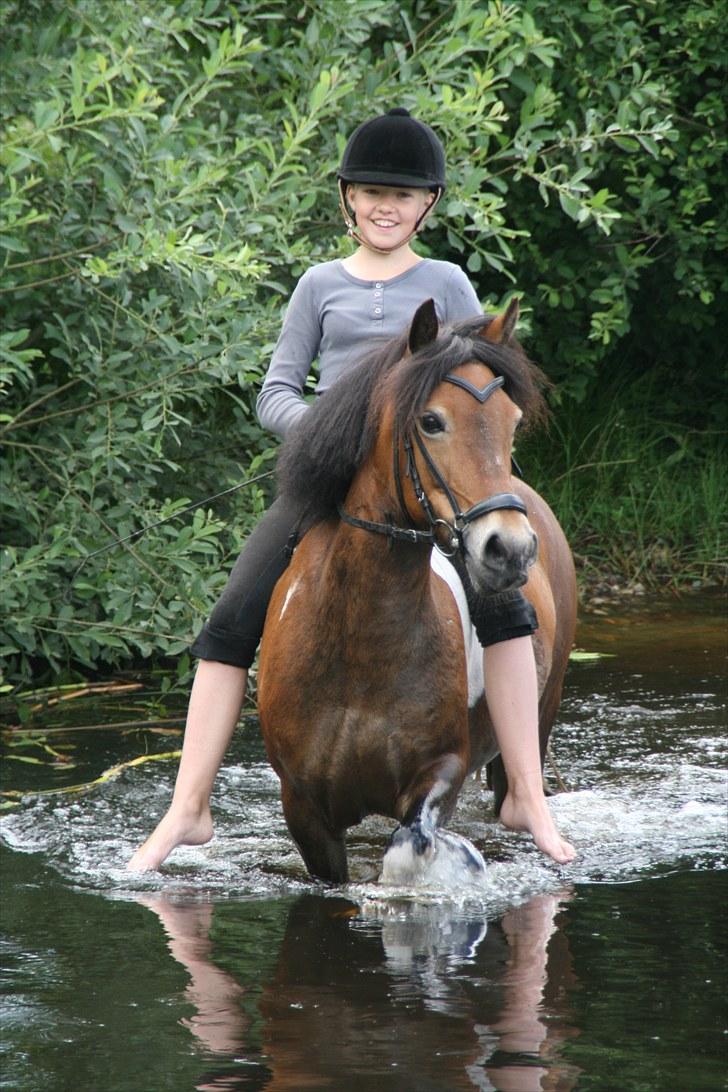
[337,503,436,546]
[72,468,275,580]
[338,372,527,557]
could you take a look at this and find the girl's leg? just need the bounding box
[483,636,576,864]
[127,661,246,871]
[127,496,304,872]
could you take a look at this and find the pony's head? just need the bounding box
[378,299,543,590]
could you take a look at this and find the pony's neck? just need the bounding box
[339,473,433,592]
[332,520,435,625]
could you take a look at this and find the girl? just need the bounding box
[128,109,575,871]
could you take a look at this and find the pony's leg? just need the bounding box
[413,752,468,837]
[384,756,463,858]
[381,800,437,884]
[486,753,507,815]
[382,754,486,884]
[404,752,466,827]
[280,781,348,884]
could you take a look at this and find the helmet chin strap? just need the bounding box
[337,180,443,255]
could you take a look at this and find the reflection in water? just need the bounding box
[485,895,580,1091]
[367,899,489,971]
[138,895,247,1057]
[141,889,582,1091]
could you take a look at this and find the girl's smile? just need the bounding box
[346,184,434,251]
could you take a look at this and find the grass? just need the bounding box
[521,391,728,593]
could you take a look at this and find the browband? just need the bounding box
[443,374,505,403]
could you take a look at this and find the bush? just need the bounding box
[0,0,723,682]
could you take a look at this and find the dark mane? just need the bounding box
[276,314,548,524]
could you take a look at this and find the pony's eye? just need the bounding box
[419,411,445,436]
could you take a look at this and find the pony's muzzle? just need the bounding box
[468,516,538,592]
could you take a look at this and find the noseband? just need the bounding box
[337,372,527,557]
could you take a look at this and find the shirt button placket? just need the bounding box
[372,282,383,321]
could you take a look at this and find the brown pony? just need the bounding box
[257,299,576,883]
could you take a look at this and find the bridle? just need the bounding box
[338,372,527,557]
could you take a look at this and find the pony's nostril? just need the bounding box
[485,533,506,563]
[482,528,537,575]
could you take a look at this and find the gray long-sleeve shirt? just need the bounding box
[256,258,482,438]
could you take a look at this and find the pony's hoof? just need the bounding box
[380,823,435,884]
[380,825,485,887]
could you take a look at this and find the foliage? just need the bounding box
[510,0,728,410]
[0,0,725,683]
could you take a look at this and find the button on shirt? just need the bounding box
[257,258,483,438]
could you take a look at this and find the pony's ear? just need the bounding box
[484,298,520,344]
[408,298,439,354]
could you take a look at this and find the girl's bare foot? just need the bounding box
[127,805,213,872]
[499,789,576,864]
[127,662,248,873]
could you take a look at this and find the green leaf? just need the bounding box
[558,192,581,220]
[636,133,660,157]
[569,651,617,662]
[0,0,721,686]
[33,101,60,130]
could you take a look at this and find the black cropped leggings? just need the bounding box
[190,495,537,669]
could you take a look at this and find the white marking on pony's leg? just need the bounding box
[420,750,465,831]
[422,780,447,830]
[278,577,301,621]
[380,828,433,884]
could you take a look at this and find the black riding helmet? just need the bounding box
[338,107,446,191]
[337,107,446,252]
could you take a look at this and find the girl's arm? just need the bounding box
[256,271,322,439]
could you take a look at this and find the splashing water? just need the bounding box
[1,599,725,919]
[380,825,487,889]
[2,599,725,1092]
[1,707,724,920]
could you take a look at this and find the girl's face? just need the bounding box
[345,184,435,250]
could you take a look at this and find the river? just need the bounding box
[1,591,725,1090]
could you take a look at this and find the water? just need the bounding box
[1,592,726,1090]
